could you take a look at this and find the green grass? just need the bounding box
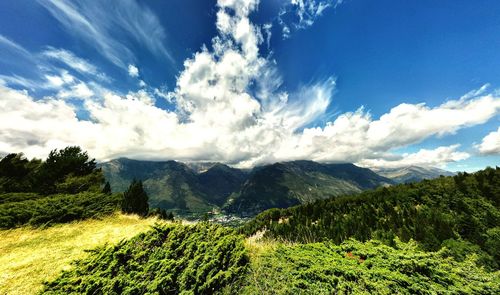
[0,213,160,295]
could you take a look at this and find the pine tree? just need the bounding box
[102,181,112,195]
[122,179,149,216]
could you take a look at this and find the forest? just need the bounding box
[241,167,500,270]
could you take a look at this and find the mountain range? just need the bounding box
[374,166,456,184]
[99,158,453,215]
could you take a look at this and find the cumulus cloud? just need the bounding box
[38,0,174,69]
[128,64,139,78]
[476,127,500,155]
[1,0,499,170]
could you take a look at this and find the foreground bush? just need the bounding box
[241,239,500,294]
[0,192,122,228]
[42,223,249,294]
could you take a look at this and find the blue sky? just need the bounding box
[0,0,499,170]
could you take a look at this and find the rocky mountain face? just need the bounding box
[99,159,394,215]
[374,166,455,184]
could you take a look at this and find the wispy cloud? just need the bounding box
[278,0,342,38]
[41,47,109,82]
[37,0,174,70]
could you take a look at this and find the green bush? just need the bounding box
[0,192,123,228]
[241,239,500,294]
[41,223,249,295]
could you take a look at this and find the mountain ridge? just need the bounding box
[100,158,404,215]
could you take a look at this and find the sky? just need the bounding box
[0,0,499,171]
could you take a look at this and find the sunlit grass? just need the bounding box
[0,213,160,295]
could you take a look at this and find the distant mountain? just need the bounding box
[100,158,211,212]
[100,158,393,216]
[374,166,455,184]
[223,161,394,215]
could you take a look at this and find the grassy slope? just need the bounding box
[0,213,159,295]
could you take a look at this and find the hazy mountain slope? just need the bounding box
[100,158,213,211]
[198,163,248,206]
[225,161,393,215]
[375,166,455,183]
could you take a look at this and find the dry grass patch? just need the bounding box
[0,213,160,295]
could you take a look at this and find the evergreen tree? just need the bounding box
[102,181,112,195]
[122,179,149,216]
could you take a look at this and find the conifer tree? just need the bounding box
[122,179,149,216]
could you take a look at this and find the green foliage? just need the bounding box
[102,181,112,195]
[242,167,500,268]
[41,223,249,295]
[0,192,123,229]
[0,153,41,192]
[241,239,500,294]
[148,208,174,221]
[0,146,104,195]
[122,179,149,216]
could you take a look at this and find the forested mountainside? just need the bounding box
[375,165,455,183]
[224,161,393,215]
[242,166,500,269]
[100,159,393,215]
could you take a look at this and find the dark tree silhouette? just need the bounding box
[122,179,149,216]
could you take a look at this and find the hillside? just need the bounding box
[100,158,216,212]
[224,161,393,215]
[242,167,500,269]
[374,165,455,183]
[0,214,159,295]
[101,159,393,216]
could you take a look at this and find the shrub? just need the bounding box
[42,223,249,294]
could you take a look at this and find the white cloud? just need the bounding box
[476,127,500,155]
[1,0,499,170]
[38,0,173,69]
[128,64,139,78]
[0,34,33,58]
[41,47,109,81]
[278,0,342,38]
[358,145,470,169]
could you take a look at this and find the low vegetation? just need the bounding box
[0,192,122,228]
[241,239,500,294]
[241,167,500,269]
[2,146,499,294]
[0,213,159,295]
[42,222,249,295]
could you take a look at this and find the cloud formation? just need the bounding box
[278,0,342,38]
[128,65,139,78]
[1,0,499,170]
[476,127,500,155]
[38,0,173,69]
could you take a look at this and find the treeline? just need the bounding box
[0,147,104,195]
[42,223,249,294]
[241,167,500,269]
[0,147,171,228]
